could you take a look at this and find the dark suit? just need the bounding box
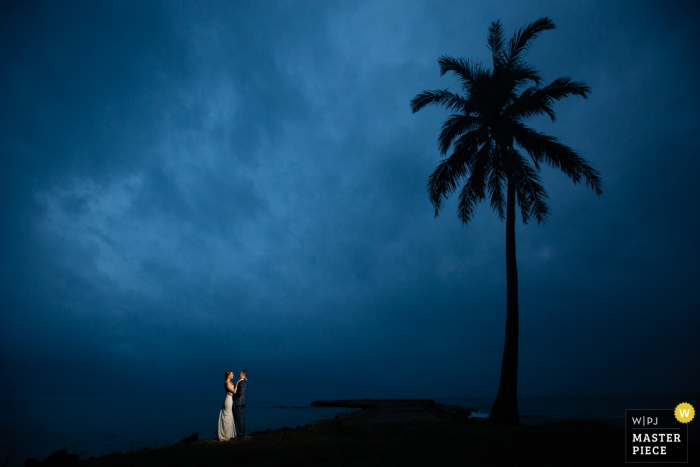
[232,378,247,436]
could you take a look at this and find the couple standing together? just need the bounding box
[217,370,247,441]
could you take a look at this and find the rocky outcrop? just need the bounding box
[311,398,435,409]
[308,399,474,433]
[341,400,473,427]
[24,449,80,466]
[176,432,199,445]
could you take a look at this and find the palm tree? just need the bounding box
[410,17,602,425]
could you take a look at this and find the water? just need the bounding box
[1,394,697,466]
[0,395,360,467]
[438,394,700,432]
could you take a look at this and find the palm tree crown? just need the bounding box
[411,17,601,225]
[411,17,601,425]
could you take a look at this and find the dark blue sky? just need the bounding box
[1,0,698,403]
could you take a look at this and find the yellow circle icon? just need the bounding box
[674,403,695,423]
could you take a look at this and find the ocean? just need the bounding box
[1,394,697,466]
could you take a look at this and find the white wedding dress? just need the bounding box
[217,390,236,441]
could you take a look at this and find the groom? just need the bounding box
[233,370,247,438]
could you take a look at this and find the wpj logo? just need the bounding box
[626,407,689,463]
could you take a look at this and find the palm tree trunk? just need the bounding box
[489,174,520,425]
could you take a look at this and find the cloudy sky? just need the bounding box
[1,0,698,404]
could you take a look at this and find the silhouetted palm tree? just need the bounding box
[411,17,601,425]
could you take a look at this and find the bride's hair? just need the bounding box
[224,370,233,381]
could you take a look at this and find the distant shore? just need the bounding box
[23,399,698,466]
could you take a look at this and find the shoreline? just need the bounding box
[22,400,698,466]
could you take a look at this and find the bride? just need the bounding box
[218,370,240,441]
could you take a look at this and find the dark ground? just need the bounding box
[27,400,697,466]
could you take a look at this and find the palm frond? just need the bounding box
[457,141,492,224]
[451,128,487,162]
[487,20,506,68]
[410,89,471,114]
[511,151,550,224]
[509,62,542,88]
[438,115,481,155]
[513,124,602,195]
[540,76,591,99]
[437,55,487,90]
[507,86,556,121]
[508,77,590,122]
[506,17,555,68]
[427,140,480,215]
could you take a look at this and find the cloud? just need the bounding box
[1,0,699,400]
